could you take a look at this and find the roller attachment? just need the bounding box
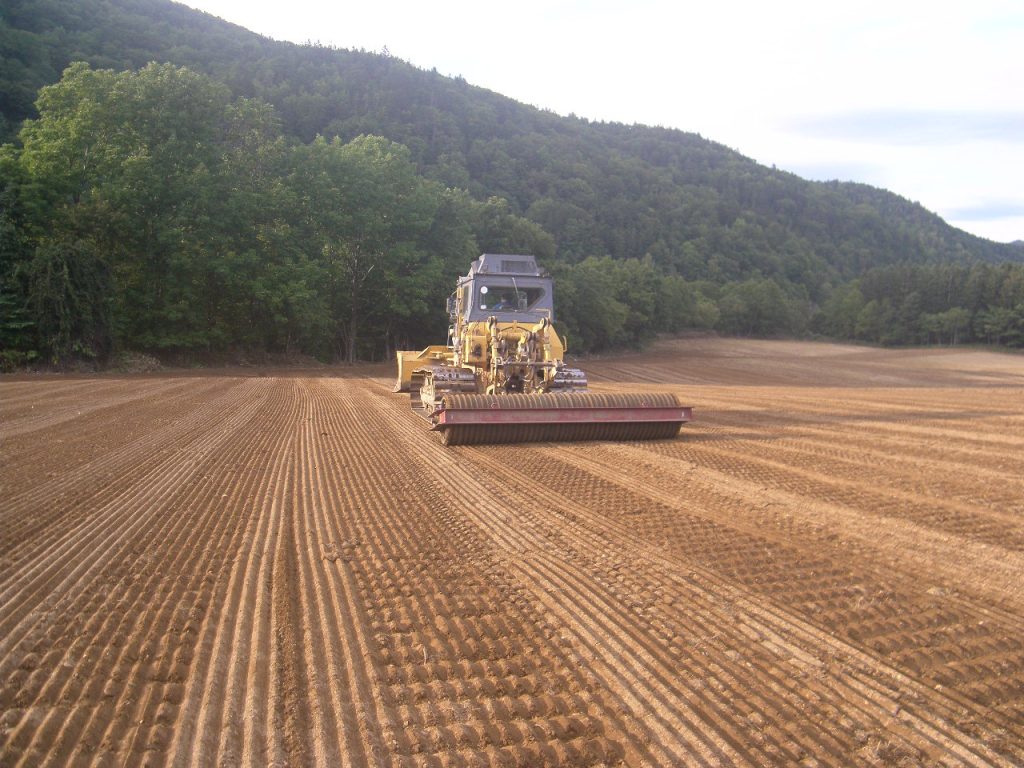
[431,392,692,446]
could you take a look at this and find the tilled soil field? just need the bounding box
[2,338,1024,767]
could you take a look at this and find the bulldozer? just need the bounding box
[394,254,692,445]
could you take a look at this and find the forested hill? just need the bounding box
[3,0,1024,367]
[3,0,1019,284]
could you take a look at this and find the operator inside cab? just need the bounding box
[477,284,542,313]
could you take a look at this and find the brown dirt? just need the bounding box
[2,337,1024,766]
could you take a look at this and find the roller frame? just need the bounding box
[427,392,692,445]
[431,403,692,428]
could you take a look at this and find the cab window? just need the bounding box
[478,285,544,312]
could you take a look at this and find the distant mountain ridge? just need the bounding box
[2,0,1020,291]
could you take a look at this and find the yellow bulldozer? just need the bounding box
[395,254,692,444]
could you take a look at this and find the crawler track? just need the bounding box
[2,339,1024,766]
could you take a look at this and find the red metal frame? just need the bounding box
[435,404,693,427]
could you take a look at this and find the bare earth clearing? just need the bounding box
[2,338,1024,767]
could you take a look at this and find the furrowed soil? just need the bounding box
[3,338,1024,767]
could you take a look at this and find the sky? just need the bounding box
[181,0,1024,243]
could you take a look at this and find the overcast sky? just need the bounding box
[181,0,1023,243]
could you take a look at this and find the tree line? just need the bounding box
[2,62,1022,370]
[3,0,1020,286]
[0,63,515,365]
[815,263,1024,347]
[0,63,813,368]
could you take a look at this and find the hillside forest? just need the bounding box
[1,0,1023,367]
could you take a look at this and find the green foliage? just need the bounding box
[290,134,451,361]
[1,0,1018,282]
[853,299,895,344]
[551,257,631,353]
[815,263,1024,348]
[2,61,537,363]
[920,307,970,345]
[3,1,1024,363]
[466,197,556,264]
[0,142,40,366]
[976,306,1024,346]
[0,287,36,369]
[656,275,719,333]
[813,282,864,339]
[19,62,239,351]
[26,238,111,362]
[552,256,723,353]
[716,278,805,337]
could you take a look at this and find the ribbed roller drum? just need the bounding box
[433,391,692,445]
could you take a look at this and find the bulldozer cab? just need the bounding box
[456,254,554,324]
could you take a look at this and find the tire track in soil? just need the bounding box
[168,379,303,767]
[610,388,1024,549]
[361,380,1009,766]
[539,440,1024,748]
[701,395,1024,481]
[0,378,196,440]
[587,437,1024,615]
[583,340,1024,390]
[456,438,1015,768]
[169,378,385,767]
[295,381,396,767]
[710,421,1024,510]
[0,379,97,406]
[4,353,1022,766]
[310,377,635,766]
[0,378,283,766]
[740,432,1024,523]
[639,404,1024,609]
[0,378,263,634]
[0,380,147,426]
[269,488,315,767]
[652,436,1024,549]
[0,377,224,487]
[0,377,241,571]
[80,378,295,765]
[695,389,1024,451]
